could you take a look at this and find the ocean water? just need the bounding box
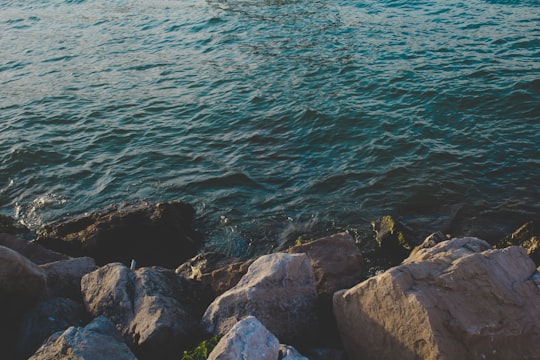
[1,0,539,256]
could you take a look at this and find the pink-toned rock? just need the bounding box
[201,253,319,345]
[208,316,280,360]
[81,263,212,359]
[334,237,540,360]
[286,232,364,298]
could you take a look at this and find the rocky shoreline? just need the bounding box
[1,200,540,359]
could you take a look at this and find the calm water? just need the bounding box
[1,0,539,256]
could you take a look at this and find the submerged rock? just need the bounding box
[371,215,416,264]
[201,253,319,345]
[36,201,203,268]
[334,237,540,359]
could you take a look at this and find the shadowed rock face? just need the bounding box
[35,201,203,268]
[334,237,540,360]
[81,263,213,359]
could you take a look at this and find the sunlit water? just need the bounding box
[1,0,539,256]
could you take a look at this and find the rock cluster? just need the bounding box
[1,204,540,359]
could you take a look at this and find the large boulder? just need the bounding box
[0,246,49,359]
[0,233,69,265]
[28,316,137,360]
[15,297,87,359]
[208,316,280,360]
[201,253,319,345]
[35,201,203,268]
[41,257,97,300]
[81,263,212,359]
[334,237,540,359]
[286,232,364,298]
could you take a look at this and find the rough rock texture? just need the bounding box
[41,257,97,300]
[409,231,449,257]
[202,253,319,345]
[334,237,540,360]
[279,344,309,360]
[208,316,280,360]
[81,263,212,359]
[15,297,87,359]
[496,221,540,265]
[28,316,137,360]
[176,253,255,296]
[0,245,47,299]
[36,201,203,268]
[286,232,364,298]
[0,233,69,265]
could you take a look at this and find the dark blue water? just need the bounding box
[1,0,539,256]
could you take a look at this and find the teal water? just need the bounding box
[1,0,539,256]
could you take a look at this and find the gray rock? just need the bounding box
[208,316,280,360]
[279,344,309,360]
[16,297,86,359]
[28,316,137,360]
[82,263,212,359]
[202,253,319,345]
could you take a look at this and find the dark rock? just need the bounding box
[176,253,254,297]
[36,201,203,268]
[15,297,87,360]
[409,231,449,257]
[28,316,137,360]
[0,233,69,265]
[40,257,97,300]
[0,214,32,238]
[495,221,540,265]
[371,215,416,265]
[81,263,213,359]
[0,246,49,359]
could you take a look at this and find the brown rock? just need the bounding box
[286,232,364,298]
[81,263,212,359]
[334,237,540,360]
[0,233,69,265]
[36,201,203,268]
[41,257,97,300]
[176,253,255,296]
[496,221,540,265]
[201,253,319,345]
